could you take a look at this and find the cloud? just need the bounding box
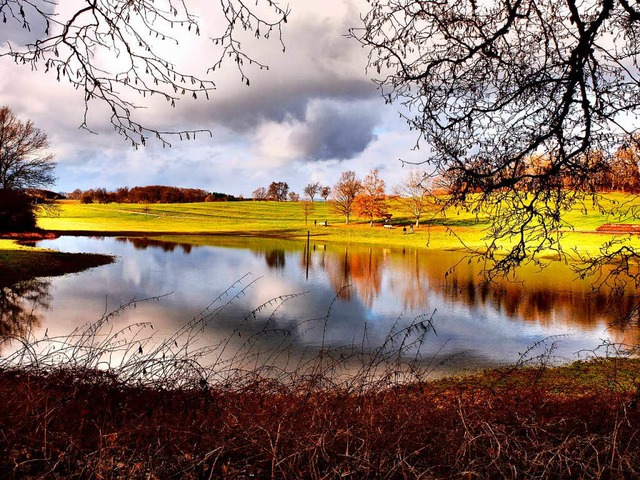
[0,0,429,197]
[293,100,380,161]
[254,99,380,164]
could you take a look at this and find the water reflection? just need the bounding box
[94,235,640,331]
[264,249,286,270]
[15,235,640,373]
[0,279,50,338]
[115,236,194,253]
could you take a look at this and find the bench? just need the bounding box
[383,224,394,229]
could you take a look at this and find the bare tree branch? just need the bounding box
[353,0,640,278]
[1,0,290,147]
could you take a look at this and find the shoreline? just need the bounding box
[0,233,115,286]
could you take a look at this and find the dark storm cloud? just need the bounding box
[209,77,377,132]
[159,1,380,134]
[293,100,379,161]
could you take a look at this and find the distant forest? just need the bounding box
[67,186,241,204]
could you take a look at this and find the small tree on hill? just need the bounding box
[300,201,315,225]
[252,187,267,201]
[394,169,434,227]
[303,182,321,201]
[330,171,361,224]
[353,169,387,227]
[321,186,331,202]
[267,181,289,201]
[288,191,300,202]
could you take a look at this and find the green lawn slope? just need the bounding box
[37,194,640,256]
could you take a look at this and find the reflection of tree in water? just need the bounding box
[387,249,431,311]
[265,250,286,270]
[0,279,50,338]
[316,245,640,339]
[115,237,193,253]
[324,246,383,307]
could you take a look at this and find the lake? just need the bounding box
[2,235,638,378]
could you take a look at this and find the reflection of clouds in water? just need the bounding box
[31,236,629,372]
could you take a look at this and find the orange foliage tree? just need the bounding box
[353,169,387,227]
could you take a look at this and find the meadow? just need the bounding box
[36,193,640,257]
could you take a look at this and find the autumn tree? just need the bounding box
[353,169,387,227]
[300,201,315,225]
[330,171,361,224]
[267,181,289,202]
[609,142,640,193]
[303,182,321,201]
[252,187,268,201]
[288,192,300,202]
[1,1,289,146]
[353,0,640,277]
[321,186,332,202]
[394,170,434,227]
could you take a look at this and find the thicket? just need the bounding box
[0,189,36,232]
[1,290,639,479]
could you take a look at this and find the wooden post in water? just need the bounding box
[306,230,310,280]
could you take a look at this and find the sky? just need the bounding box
[0,0,427,197]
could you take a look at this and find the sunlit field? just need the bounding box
[37,193,640,256]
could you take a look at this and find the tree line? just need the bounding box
[250,170,437,227]
[67,186,241,204]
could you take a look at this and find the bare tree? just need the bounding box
[303,182,321,201]
[288,191,300,202]
[300,200,315,225]
[1,1,289,147]
[321,186,331,202]
[353,169,387,227]
[353,0,640,277]
[0,106,55,190]
[394,170,434,228]
[252,187,267,201]
[330,171,361,224]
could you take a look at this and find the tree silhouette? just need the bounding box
[0,106,55,190]
[0,106,56,231]
[354,0,640,277]
[1,0,289,147]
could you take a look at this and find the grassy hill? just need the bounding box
[37,194,640,256]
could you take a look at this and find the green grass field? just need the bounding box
[36,194,640,256]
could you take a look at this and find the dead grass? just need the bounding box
[1,359,639,479]
[1,293,640,479]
